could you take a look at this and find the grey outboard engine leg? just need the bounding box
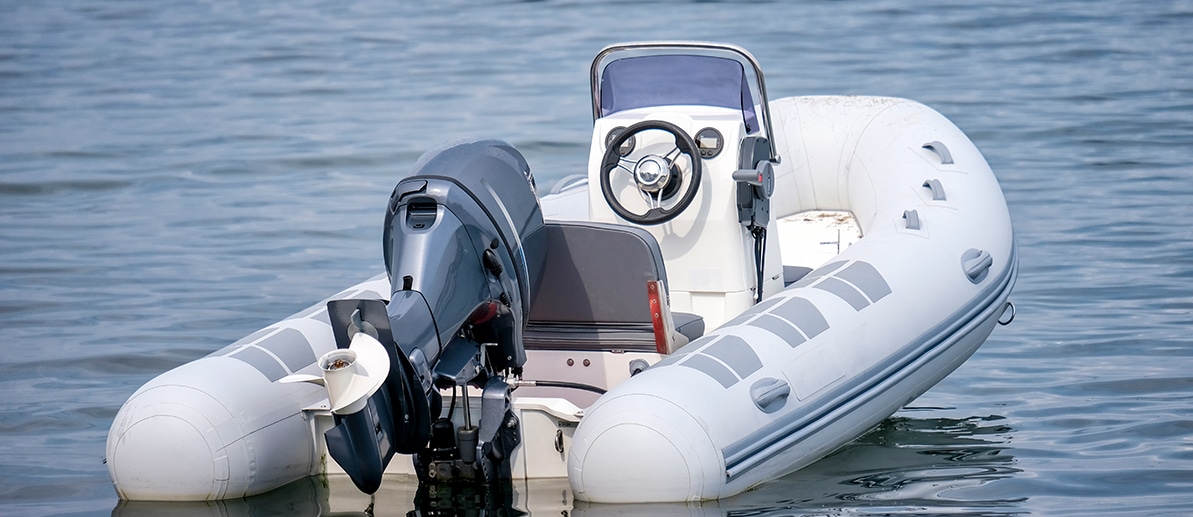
[319,298,432,494]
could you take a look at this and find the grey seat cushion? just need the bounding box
[525,221,704,351]
[673,312,705,343]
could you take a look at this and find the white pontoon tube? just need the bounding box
[568,95,1016,502]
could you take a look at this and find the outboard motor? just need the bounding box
[317,139,545,494]
[387,139,546,484]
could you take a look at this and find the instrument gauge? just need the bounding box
[606,127,636,157]
[695,127,724,159]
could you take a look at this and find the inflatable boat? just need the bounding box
[106,42,1017,503]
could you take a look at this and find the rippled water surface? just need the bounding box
[3,0,1192,515]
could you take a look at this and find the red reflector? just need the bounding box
[647,282,668,354]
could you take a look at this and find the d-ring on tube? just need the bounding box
[998,301,1016,325]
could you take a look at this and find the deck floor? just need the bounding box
[775,210,862,270]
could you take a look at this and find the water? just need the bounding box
[2,0,1192,514]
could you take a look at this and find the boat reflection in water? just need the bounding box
[110,413,1022,516]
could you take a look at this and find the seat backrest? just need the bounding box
[528,221,666,325]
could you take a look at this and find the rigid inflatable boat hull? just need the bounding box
[107,43,1017,504]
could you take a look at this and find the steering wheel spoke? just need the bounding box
[639,188,663,210]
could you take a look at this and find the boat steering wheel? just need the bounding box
[600,120,703,225]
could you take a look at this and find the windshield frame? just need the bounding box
[590,42,778,162]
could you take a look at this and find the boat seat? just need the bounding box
[525,221,703,353]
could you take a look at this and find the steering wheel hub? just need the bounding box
[634,155,671,192]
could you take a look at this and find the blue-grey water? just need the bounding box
[3,0,1192,515]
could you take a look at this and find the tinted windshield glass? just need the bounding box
[599,55,758,133]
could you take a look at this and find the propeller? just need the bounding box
[281,330,391,415]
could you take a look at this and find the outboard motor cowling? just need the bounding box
[383,139,545,386]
